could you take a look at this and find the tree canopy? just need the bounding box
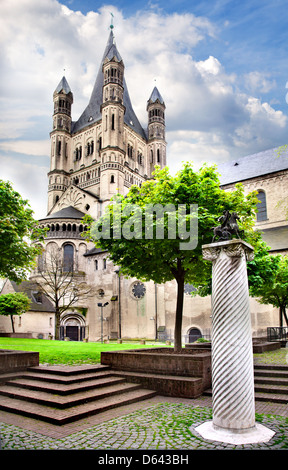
[83,163,266,351]
[0,180,45,282]
[248,254,288,327]
[0,292,30,333]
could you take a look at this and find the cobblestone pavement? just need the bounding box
[1,396,288,451]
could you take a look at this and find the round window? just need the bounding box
[131,281,146,299]
[97,289,105,298]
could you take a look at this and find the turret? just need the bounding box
[48,76,73,212]
[53,76,73,132]
[147,86,166,175]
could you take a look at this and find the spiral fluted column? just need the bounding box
[204,240,255,430]
[195,239,275,444]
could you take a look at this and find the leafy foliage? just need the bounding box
[0,180,45,282]
[248,254,288,325]
[0,292,30,317]
[83,163,264,350]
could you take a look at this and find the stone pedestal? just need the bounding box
[195,239,274,445]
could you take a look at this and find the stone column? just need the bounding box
[195,239,275,444]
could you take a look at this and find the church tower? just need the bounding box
[100,29,126,203]
[48,76,73,212]
[147,86,166,177]
[46,29,166,220]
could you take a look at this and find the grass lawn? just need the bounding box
[0,337,287,366]
[0,337,170,365]
[254,347,288,365]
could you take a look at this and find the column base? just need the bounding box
[194,421,275,445]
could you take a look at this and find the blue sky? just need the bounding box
[1,0,288,218]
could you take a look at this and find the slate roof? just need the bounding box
[54,76,72,95]
[39,206,85,221]
[84,247,108,257]
[11,281,55,313]
[148,86,165,105]
[218,146,288,186]
[72,30,147,140]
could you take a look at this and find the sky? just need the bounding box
[1,0,288,218]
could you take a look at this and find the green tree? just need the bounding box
[84,163,261,352]
[0,180,45,282]
[248,254,288,327]
[0,292,30,333]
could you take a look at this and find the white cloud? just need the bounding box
[0,140,50,156]
[0,0,287,218]
[0,155,48,219]
[244,71,276,94]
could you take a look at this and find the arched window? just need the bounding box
[63,244,74,272]
[110,174,115,183]
[257,190,267,222]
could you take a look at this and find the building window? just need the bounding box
[131,281,146,299]
[110,174,115,183]
[63,244,74,272]
[97,289,105,298]
[256,190,267,221]
[95,260,98,270]
[32,292,42,304]
[86,140,94,156]
[75,146,82,161]
[103,258,107,270]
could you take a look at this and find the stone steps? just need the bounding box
[112,370,203,398]
[0,365,157,425]
[203,364,288,404]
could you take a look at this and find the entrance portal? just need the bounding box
[60,312,86,341]
[65,326,79,341]
[188,327,202,343]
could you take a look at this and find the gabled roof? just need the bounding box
[219,146,288,186]
[71,30,147,139]
[10,281,55,313]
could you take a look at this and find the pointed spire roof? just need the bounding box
[148,86,165,105]
[54,76,72,95]
[72,31,147,139]
[104,29,122,62]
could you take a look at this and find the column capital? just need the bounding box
[202,239,254,262]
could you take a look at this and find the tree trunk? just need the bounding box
[283,306,288,327]
[174,274,185,353]
[279,306,283,328]
[54,306,61,341]
[10,315,15,333]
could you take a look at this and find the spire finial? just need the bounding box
[110,12,114,30]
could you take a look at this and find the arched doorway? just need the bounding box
[188,327,202,343]
[60,312,86,341]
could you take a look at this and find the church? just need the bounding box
[1,28,288,343]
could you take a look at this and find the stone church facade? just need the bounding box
[1,30,287,342]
